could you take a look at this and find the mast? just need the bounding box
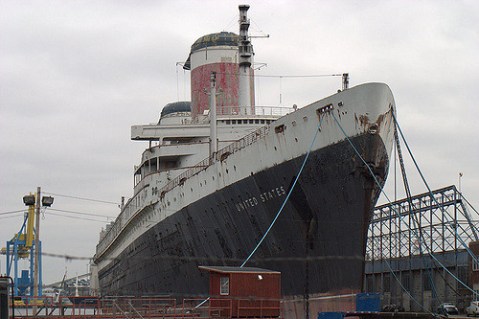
[209,72,218,160]
[238,5,253,115]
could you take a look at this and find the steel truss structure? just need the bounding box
[365,185,479,311]
[367,185,478,261]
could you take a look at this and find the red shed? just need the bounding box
[199,266,281,318]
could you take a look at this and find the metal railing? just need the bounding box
[98,116,274,257]
[9,296,282,319]
[161,125,270,196]
[193,105,293,117]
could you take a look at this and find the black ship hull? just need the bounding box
[98,132,388,304]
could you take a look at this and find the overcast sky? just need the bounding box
[1,0,478,285]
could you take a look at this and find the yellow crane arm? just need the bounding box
[25,204,35,248]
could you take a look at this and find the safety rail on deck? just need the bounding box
[160,106,293,124]
[9,296,282,319]
[97,122,273,257]
[214,105,293,116]
[177,105,293,118]
[161,125,270,195]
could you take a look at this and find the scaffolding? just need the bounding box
[365,185,479,311]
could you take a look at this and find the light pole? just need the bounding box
[25,187,53,310]
[459,172,463,198]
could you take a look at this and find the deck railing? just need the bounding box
[98,110,280,256]
[161,125,270,196]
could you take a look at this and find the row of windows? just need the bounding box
[223,119,272,125]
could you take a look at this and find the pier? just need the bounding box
[3,184,479,319]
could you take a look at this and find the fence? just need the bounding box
[8,296,282,319]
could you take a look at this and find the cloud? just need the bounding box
[1,0,478,285]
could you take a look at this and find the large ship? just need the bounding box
[92,5,396,318]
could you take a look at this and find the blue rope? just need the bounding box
[240,115,325,267]
[391,122,442,304]
[332,112,478,300]
[393,112,479,265]
[198,114,324,309]
[331,112,428,312]
[392,113,478,297]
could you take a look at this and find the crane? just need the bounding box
[0,194,41,296]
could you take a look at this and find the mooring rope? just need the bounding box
[240,114,325,267]
[332,111,478,305]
